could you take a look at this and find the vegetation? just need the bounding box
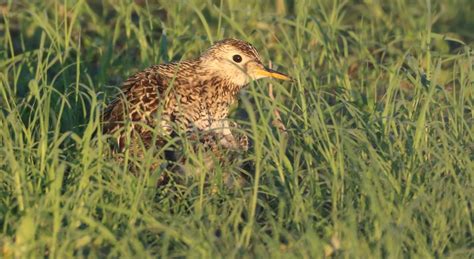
[1,0,472,257]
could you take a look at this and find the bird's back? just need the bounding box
[102,60,199,150]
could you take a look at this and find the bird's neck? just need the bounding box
[200,76,241,101]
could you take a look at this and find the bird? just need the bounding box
[102,38,291,184]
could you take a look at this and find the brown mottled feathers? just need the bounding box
[103,60,201,148]
[103,64,246,155]
[101,38,282,182]
[208,38,262,63]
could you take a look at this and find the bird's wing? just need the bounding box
[102,61,198,135]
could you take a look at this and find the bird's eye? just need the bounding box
[232,54,242,63]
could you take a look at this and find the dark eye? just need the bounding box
[232,54,242,63]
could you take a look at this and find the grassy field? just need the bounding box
[1,0,473,257]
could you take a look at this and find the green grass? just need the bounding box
[1,0,473,257]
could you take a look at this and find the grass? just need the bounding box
[1,0,473,257]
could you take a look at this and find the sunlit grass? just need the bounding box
[0,0,473,257]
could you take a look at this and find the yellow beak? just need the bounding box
[255,67,292,81]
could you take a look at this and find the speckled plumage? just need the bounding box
[102,38,290,183]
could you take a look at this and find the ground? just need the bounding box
[0,0,473,257]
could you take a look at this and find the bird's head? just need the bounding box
[199,38,291,87]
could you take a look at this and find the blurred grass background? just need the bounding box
[0,0,473,257]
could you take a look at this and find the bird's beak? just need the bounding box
[254,67,292,81]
